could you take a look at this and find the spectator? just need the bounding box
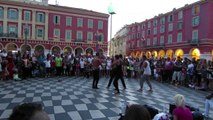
[172,94,193,120]
[8,103,50,120]
[203,93,213,118]
[123,104,151,120]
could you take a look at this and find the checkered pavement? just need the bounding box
[0,76,212,120]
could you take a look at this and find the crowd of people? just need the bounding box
[0,49,213,91]
[0,49,213,119]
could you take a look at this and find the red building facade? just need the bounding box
[127,0,213,60]
[0,0,109,56]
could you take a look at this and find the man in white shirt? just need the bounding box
[138,55,153,92]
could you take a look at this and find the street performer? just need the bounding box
[92,53,102,89]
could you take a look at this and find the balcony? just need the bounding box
[188,39,199,46]
[0,32,18,39]
[145,43,165,49]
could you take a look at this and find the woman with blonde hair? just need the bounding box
[172,94,193,120]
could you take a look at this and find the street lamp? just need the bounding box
[95,31,101,54]
[108,3,115,56]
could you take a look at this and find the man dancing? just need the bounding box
[138,55,153,92]
[92,53,102,89]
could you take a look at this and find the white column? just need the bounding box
[31,49,35,56]
[32,10,36,39]
[3,6,8,33]
[18,8,22,38]
[44,12,48,40]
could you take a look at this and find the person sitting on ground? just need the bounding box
[123,104,151,120]
[203,93,213,118]
[8,103,50,120]
[172,94,193,120]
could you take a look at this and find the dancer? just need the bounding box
[138,55,153,92]
[92,53,102,89]
[107,57,115,88]
[118,54,127,89]
[113,55,122,94]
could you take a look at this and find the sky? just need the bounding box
[48,0,198,40]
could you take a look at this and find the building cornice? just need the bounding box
[0,0,109,19]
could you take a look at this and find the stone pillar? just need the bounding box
[18,8,22,38]
[3,6,8,33]
[32,10,36,39]
[44,12,48,40]
[31,49,35,56]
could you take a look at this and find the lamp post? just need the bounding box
[95,31,100,54]
[24,23,29,45]
[108,3,115,56]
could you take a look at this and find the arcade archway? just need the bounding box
[140,51,145,58]
[212,50,213,61]
[190,48,200,60]
[35,45,45,55]
[130,52,135,57]
[86,48,94,56]
[0,43,3,50]
[166,49,174,59]
[158,50,165,59]
[6,43,18,52]
[175,49,184,59]
[135,51,140,58]
[63,47,72,55]
[75,47,83,56]
[146,51,151,59]
[98,49,104,56]
[152,51,158,59]
[51,46,61,55]
[21,44,31,55]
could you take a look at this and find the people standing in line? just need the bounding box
[92,53,102,89]
[44,56,51,77]
[163,57,173,82]
[138,55,153,92]
[55,54,62,77]
[80,58,85,76]
[22,54,30,80]
[171,57,183,86]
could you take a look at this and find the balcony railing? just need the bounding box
[0,32,18,38]
[188,39,199,46]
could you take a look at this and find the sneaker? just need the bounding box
[137,89,143,92]
[148,89,153,92]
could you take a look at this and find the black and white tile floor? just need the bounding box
[0,77,212,120]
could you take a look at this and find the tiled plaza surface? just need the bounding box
[0,76,212,120]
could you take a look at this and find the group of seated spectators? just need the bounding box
[120,93,213,120]
[9,93,212,120]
